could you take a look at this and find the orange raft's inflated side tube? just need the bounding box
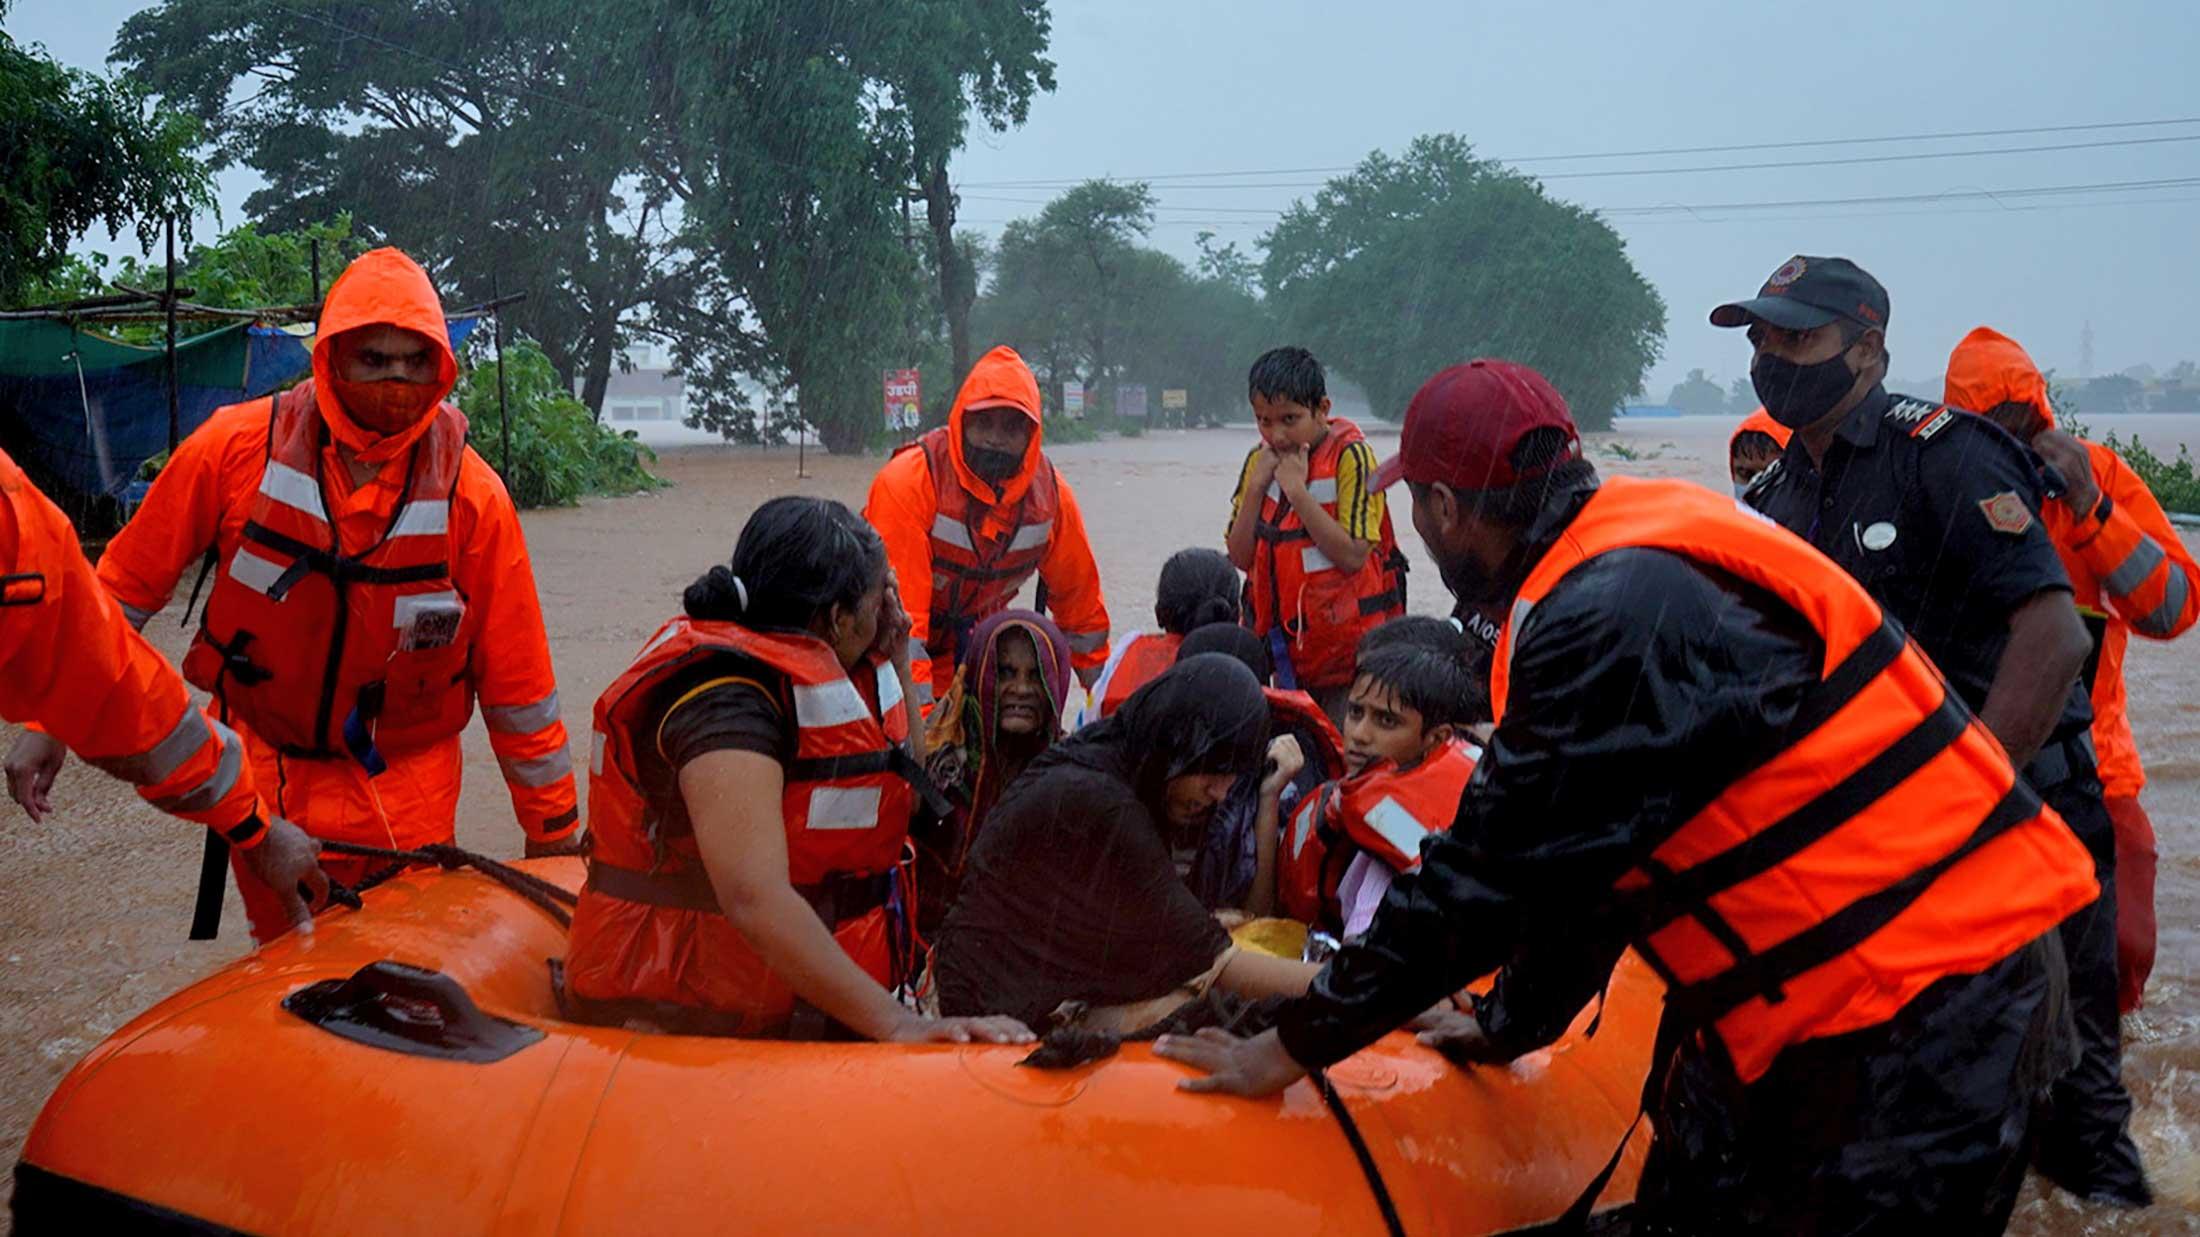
[16,861,1661,1235]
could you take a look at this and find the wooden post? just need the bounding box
[493,273,512,477]
[310,239,322,305]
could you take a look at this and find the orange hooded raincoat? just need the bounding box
[1729,406,1793,452]
[1946,325,2198,1009]
[95,248,579,938]
[2,449,267,843]
[863,346,1110,707]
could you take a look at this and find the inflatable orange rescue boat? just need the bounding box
[14,858,1659,1234]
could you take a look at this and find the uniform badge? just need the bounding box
[1768,256,1807,287]
[1978,492,2034,535]
[1861,522,1898,551]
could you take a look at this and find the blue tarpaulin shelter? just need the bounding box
[0,315,482,508]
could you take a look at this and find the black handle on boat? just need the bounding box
[283,960,545,1063]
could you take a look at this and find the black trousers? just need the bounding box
[1635,935,2069,1237]
[2029,740,2151,1205]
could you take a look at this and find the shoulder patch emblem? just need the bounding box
[1912,409,1954,440]
[1978,491,2035,535]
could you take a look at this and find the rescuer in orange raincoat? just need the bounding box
[1946,326,2199,1014]
[4,248,580,943]
[863,346,1111,713]
[1,447,331,932]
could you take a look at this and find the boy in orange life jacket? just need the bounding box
[1225,347,1406,724]
[1728,407,1790,497]
[1254,619,1481,934]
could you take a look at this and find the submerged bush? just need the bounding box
[454,338,664,509]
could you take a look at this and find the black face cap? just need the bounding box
[1711,255,1890,333]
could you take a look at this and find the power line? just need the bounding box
[963,133,2200,194]
[954,115,2200,188]
[958,176,2200,231]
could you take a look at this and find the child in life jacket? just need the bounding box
[1224,347,1407,724]
[1728,407,1791,497]
[1076,547,1242,728]
[1256,618,1482,936]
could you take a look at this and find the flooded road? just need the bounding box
[1,418,2192,1232]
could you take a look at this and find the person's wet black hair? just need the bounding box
[1356,614,1464,661]
[1155,547,1242,635]
[684,495,885,632]
[1177,622,1271,685]
[1351,640,1479,733]
[1247,346,1326,410]
[1729,429,1784,461]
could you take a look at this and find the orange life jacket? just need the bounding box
[1260,687,1348,925]
[901,426,1061,662]
[565,617,921,1030]
[1247,418,1406,686]
[179,387,472,761]
[1490,477,2099,1082]
[1094,631,1183,721]
[1339,739,1479,873]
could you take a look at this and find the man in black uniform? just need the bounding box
[1719,255,2150,1207]
[1154,359,2094,1235]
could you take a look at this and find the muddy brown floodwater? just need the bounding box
[2,420,2193,1233]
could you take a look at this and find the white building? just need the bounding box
[594,340,727,446]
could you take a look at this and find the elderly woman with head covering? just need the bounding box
[933,654,1327,1033]
[915,608,1075,936]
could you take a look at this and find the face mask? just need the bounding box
[964,444,1023,483]
[332,376,441,435]
[1751,348,1858,429]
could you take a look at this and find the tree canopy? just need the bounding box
[973,181,1272,425]
[1666,368,1727,416]
[113,0,1054,451]
[1,7,211,304]
[1262,134,1665,430]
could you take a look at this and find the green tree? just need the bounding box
[886,1,1053,388]
[452,336,662,509]
[114,0,697,415]
[0,3,212,303]
[1262,134,1665,430]
[1665,368,1726,416]
[973,180,1156,416]
[1728,375,1758,415]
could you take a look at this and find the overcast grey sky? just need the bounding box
[15,0,2199,400]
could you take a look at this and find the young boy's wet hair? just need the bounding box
[1730,429,1784,462]
[1247,346,1327,410]
[1356,614,1464,659]
[1352,639,1478,734]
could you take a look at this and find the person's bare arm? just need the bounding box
[683,749,1029,1044]
[1245,735,1306,919]
[1216,949,1322,999]
[1275,446,1370,574]
[1978,590,2089,770]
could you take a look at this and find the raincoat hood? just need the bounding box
[1037,653,1269,814]
[1944,326,2054,430]
[946,346,1045,515]
[1730,406,1794,451]
[310,247,461,461]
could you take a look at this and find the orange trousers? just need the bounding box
[2107,795,2157,1013]
[227,721,462,943]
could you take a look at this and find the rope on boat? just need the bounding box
[318,839,581,928]
[1313,1067,1408,1237]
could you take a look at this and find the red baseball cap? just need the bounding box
[1371,360,1579,492]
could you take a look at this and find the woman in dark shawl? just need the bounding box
[934,654,1323,1032]
[915,608,1074,936]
